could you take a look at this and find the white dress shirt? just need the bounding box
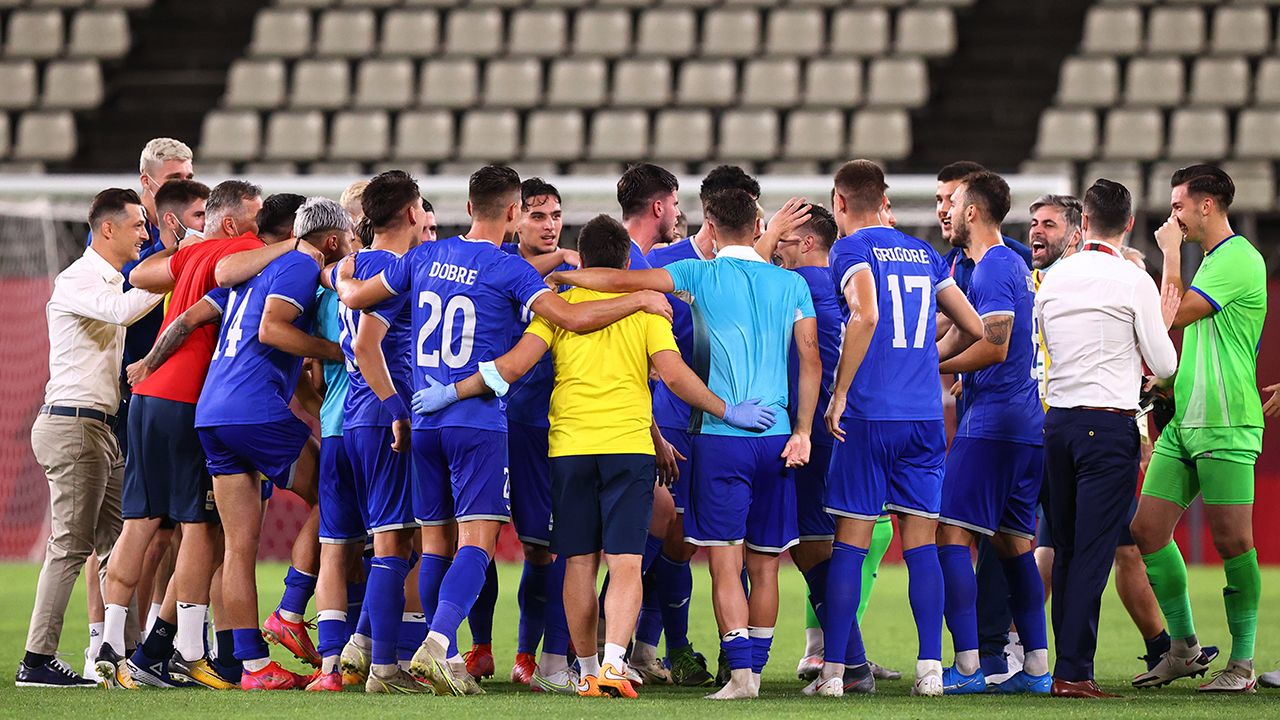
[1034,240,1178,411]
[42,247,165,413]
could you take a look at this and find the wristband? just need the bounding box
[381,394,410,421]
[478,361,510,397]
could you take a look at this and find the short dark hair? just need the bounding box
[521,177,561,209]
[205,180,263,224]
[362,170,422,232]
[256,193,306,240]
[617,163,678,219]
[700,165,760,204]
[937,161,986,183]
[469,165,522,219]
[800,204,839,250]
[833,160,888,215]
[959,171,1012,225]
[1083,179,1133,238]
[577,214,631,270]
[88,188,142,230]
[1170,164,1234,212]
[154,179,210,220]
[703,189,758,238]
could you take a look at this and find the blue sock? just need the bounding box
[398,612,428,662]
[516,560,550,654]
[542,557,570,656]
[356,603,371,639]
[418,553,451,626]
[654,553,693,653]
[279,566,317,616]
[802,559,830,627]
[903,544,944,662]
[430,545,491,656]
[938,544,979,655]
[636,592,664,647]
[822,541,867,665]
[367,555,410,666]
[317,615,348,659]
[467,560,498,646]
[750,630,774,674]
[721,630,752,671]
[642,534,663,574]
[347,580,366,637]
[232,628,269,662]
[1001,551,1048,653]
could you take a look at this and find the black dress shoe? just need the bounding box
[15,659,97,688]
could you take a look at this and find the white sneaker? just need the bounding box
[1258,668,1280,688]
[796,655,823,681]
[623,662,644,687]
[1198,660,1256,693]
[802,676,843,697]
[1132,645,1211,688]
[531,666,579,694]
[913,660,943,697]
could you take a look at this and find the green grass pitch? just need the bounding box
[0,561,1276,719]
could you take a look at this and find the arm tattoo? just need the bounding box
[983,316,1012,346]
[144,318,194,371]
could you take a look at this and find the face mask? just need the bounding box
[173,218,202,245]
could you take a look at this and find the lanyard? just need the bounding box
[1082,241,1119,257]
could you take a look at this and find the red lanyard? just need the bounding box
[1082,241,1119,257]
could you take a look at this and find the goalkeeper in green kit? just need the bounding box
[1130,165,1268,693]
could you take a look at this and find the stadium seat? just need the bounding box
[1167,108,1228,159]
[783,110,845,160]
[1055,57,1119,107]
[1189,58,1249,107]
[1033,108,1098,160]
[829,9,890,56]
[1082,160,1144,203]
[1221,160,1276,212]
[1254,58,1280,105]
[392,110,453,161]
[1123,58,1184,107]
[1210,6,1271,56]
[68,10,130,59]
[1235,109,1280,158]
[1146,7,1205,55]
[1018,159,1075,183]
[199,110,261,162]
[329,110,389,161]
[741,59,800,108]
[866,58,928,108]
[1145,161,1183,211]
[41,60,102,109]
[509,10,567,57]
[676,60,736,108]
[718,109,778,161]
[653,109,712,161]
[458,110,519,161]
[264,110,326,161]
[895,7,956,57]
[0,61,37,109]
[612,59,672,108]
[445,9,503,57]
[244,161,299,176]
[523,109,583,161]
[419,59,479,108]
[546,59,607,108]
[249,9,311,58]
[289,59,351,110]
[701,9,760,58]
[354,58,414,109]
[224,59,286,109]
[14,111,76,161]
[5,10,65,59]
[849,109,911,160]
[482,58,543,109]
[803,59,862,107]
[1101,108,1164,160]
[765,160,821,175]
[764,8,824,57]
[315,9,375,58]
[1081,7,1141,55]
[636,9,696,57]
[380,10,440,56]
[587,110,649,161]
[572,9,632,58]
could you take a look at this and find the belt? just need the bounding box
[1072,405,1137,418]
[39,404,118,428]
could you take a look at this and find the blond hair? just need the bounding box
[139,137,193,175]
[339,179,369,220]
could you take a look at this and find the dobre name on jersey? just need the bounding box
[871,246,931,265]
[428,261,479,286]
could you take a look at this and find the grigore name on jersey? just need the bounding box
[871,246,932,265]
[428,261,479,286]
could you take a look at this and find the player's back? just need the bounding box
[338,248,414,429]
[789,265,841,445]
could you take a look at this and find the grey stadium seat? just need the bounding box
[445,9,503,57]
[612,59,673,108]
[69,10,130,59]
[249,9,312,58]
[741,59,800,108]
[1033,109,1098,160]
[804,59,862,107]
[5,10,65,59]
[1123,58,1184,107]
[765,8,824,57]
[1145,161,1184,211]
[1253,58,1280,106]
[636,9,696,57]
[701,9,760,58]
[380,10,439,56]
[1221,161,1276,212]
[199,110,261,162]
[42,60,103,109]
[393,110,453,161]
[0,61,37,109]
[1083,161,1144,205]
[329,110,389,161]
[458,110,519,161]
[14,111,76,161]
[1101,108,1163,160]
[546,59,607,108]
[830,9,889,57]
[1055,57,1118,107]
[355,59,414,109]
[849,109,911,160]
[482,58,543,109]
[653,109,712,162]
[1167,108,1228,159]
[1210,6,1271,56]
[224,59,286,109]
[1188,58,1249,107]
[289,59,351,110]
[315,9,375,58]
[894,7,956,57]
[587,110,649,161]
[264,111,326,161]
[1081,7,1141,55]
[718,109,779,161]
[572,9,632,58]
[523,109,584,161]
[419,59,479,108]
[676,60,736,108]
[1146,7,1204,55]
[509,9,567,57]
[1235,109,1280,158]
[866,58,928,108]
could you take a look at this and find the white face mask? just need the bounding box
[173,218,202,244]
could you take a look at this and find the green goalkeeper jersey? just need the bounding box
[1173,234,1267,429]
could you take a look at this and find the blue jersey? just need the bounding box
[629,241,652,270]
[381,235,550,432]
[314,286,348,438]
[955,245,1043,445]
[788,265,841,447]
[646,237,707,431]
[941,235,1033,295]
[195,251,320,428]
[829,226,953,422]
[337,249,414,429]
[665,245,815,438]
[500,244,572,428]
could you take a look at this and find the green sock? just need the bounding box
[1143,540,1197,640]
[857,516,894,623]
[1223,548,1261,661]
[805,596,820,630]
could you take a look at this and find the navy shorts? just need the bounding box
[796,441,835,541]
[412,427,511,525]
[550,453,655,556]
[198,416,310,489]
[826,418,946,521]
[685,434,798,554]
[660,426,693,514]
[940,437,1044,539]
[346,425,416,535]
[124,395,214,524]
[1036,496,1137,548]
[319,435,367,544]
[509,420,552,546]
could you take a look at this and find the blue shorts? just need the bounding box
[1036,496,1137,548]
[345,425,416,535]
[796,441,835,541]
[412,427,511,525]
[319,435,367,544]
[660,426,693,514]
[509,421,552,546]
[198,417,310,489]
[685,434,797,553]
[826,418,946,520]
[124,395,214,524]
[939,437,1043,539]
[550,453,655,556]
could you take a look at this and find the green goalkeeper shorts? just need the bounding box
[1143,424,1261,507]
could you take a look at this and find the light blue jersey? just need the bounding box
[314,286,347,439]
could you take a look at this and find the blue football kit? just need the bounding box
[789,265,842,541]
